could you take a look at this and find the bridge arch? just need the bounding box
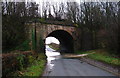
[46,30,74,53]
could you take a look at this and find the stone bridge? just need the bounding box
[27,23,81,53]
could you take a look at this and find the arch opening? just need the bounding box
[46,30,74,53]
[45,37,60,52]
[45,37,60,45]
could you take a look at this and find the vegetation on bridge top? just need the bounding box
[27,18,77,27]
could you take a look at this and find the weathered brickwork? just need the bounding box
[27,23,81,53]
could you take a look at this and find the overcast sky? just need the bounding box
[45,37,60,44]
[2,0,119,2]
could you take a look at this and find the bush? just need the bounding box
[14,40,31,51]
[2,51,33,77]
[39,18,46,23]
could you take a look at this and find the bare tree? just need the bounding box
[42,2,49,19]
[66,2,79,23]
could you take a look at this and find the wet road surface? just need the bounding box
[43,45,115,76]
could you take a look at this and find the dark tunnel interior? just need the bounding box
[46,30,74,53]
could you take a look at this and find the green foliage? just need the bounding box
[89,53,120,66]
[48,44,59,51]
[23,59,45,77]
[17,53,25,70]
[4,53,46,77]
[15,40,31,51]
[13,53,46,77]
[27,55,35,64]
[37,53,47,60]
[76,50,120,66]
[74,24,79,27]
[39,18,46,23]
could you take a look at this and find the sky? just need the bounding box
[2,0,119,2]
[45,37,60,44]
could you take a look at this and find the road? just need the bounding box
[43,45,115,76]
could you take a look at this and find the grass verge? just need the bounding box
[13,53,46,78]
[47,44,59,51]
[76,49,120,66]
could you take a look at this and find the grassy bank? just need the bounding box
[11,53,46,77]
[76,49,120,66]
[47,44,59,51]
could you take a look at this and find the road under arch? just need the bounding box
[46,30,74,53]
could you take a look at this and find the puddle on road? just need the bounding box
[45,45,61,71]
